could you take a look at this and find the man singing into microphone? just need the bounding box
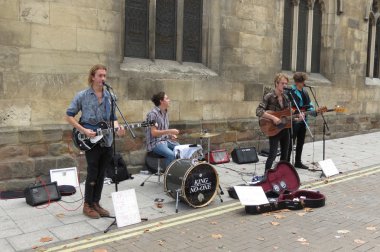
[286,72,316,169]
[256,73,291,171]
[66,64,125,219]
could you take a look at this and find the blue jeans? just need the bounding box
[152,141,179,167]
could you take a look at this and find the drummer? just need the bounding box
[146,91,180,168]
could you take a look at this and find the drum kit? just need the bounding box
[163,131,223,213]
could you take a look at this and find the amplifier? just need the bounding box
[231,147,259,164]
[205,149,230,164]
[24,182,61,206]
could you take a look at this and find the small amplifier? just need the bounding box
[24,182,61,206]
[231,147,259,164]
[205,149,230,164]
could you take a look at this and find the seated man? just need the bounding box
[146,91,179,168]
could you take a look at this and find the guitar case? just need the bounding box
[227,161,326,214]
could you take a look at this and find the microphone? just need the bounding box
[102,81,112,89]
[304,84,315,88]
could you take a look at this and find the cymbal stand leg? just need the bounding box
[175,189,180,213]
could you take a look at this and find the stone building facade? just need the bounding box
[0,0,379,189]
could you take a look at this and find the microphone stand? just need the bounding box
[286,89,314,165]
[103,84,136,233]
[306,86,329,177]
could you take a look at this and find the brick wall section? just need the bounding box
[1,114,379,190]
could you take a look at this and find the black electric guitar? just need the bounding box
[72,120,155,151]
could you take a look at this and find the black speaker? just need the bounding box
[24,182,61,206]
[231,147,259,164]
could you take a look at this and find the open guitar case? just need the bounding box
[227,161,326,214]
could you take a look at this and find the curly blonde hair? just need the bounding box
[273,73,289,86]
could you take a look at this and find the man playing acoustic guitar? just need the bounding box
[66,64,125,219]
[256,73,304,171]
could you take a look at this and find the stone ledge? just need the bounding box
[365,77,380,86]
[121,57,218,79]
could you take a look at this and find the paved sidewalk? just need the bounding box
[55,165,380,252]
[0,131,380,251]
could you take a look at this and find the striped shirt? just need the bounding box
[146,106,169,151]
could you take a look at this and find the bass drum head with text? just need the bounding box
[164,159,219,208]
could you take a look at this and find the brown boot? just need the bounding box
[83,202,100,219]
[93,202,110,217]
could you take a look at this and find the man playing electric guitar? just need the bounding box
[66,64,125,219]
[286,72,317,170]
[256,73,305,171]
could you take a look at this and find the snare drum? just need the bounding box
[164,159,219,208]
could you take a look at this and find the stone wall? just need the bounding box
[1,0,380,189]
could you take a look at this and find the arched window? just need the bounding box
[367,0,380,78]
[124,0,203,63]
[281,0,324,73]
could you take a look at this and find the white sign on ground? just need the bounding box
[50,167,79,187]
[111,189,141,228]
[234,186,269,206]
[319,159,339,177]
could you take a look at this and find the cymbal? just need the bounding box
[188,132,220,138]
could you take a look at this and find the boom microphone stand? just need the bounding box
[103,82,136,233]
[286,88,314,166]
[305,85,330,177]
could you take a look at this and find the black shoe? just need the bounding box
[294,162,309,170]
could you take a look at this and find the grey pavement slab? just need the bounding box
[1,131,380,251]
[0,239,14,252]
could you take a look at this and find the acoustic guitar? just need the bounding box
[259,106,346,137]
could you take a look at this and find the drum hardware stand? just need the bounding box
[103,82,136,234]
[305,86,330,177]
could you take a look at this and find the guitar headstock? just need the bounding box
[334,105,346,113]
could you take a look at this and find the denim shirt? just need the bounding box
[66,87,117,147]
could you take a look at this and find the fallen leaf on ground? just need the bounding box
[210,221,218,225]
[281,209,291,212]
[144,229,149,233]
[262,213,272,216]
[297,237,307,242]
[354,239,366,244]
[256,237,265,241]
[273,246,279,250]
[366,226,377,231]
[337,230,350,234]
[346,205,354,209]
[55,213,65,218]
[211,234,223,239]
[93,249,108,252]
[157,240,165,246]
[32,245,39,249]
[39,237,53,243]
[297,212,306,217]
[304,208,313,212]
[324,179,329,184]
[271,222,280,226]
[274,214,286,219]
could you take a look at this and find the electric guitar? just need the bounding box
[259,106,346,137]
[72,120,156,151]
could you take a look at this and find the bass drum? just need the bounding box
[164,159,219,208]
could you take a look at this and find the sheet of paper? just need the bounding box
[111,189,141,228]
[234,186,269,206]
[318,159,339,177]
[50,167,79,187]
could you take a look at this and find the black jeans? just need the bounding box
[84,145,113,204]
[265,129,290,171]
[287,122,306,164]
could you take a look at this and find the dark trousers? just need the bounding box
[287,122,306,163]
[84,145,113,204]
[265,129,290,171]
